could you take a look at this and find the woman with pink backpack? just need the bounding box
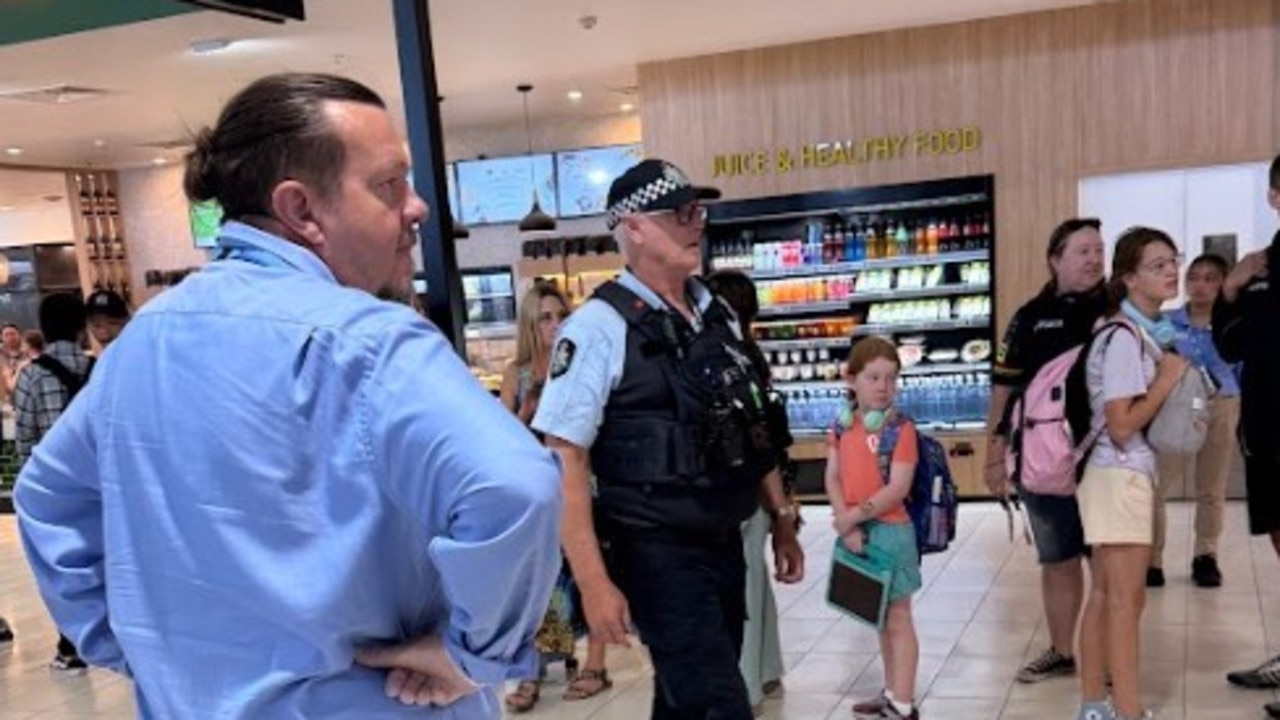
[985,218,1107,685]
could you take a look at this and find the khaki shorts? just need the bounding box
[1077,466,1155,546]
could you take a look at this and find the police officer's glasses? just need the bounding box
[644,203,707,226]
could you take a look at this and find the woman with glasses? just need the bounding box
[501,282,611,712]
[1075,228,1187,720]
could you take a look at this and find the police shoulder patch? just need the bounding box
[550,338,577,378]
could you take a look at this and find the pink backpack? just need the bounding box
[1003,322,1131,496]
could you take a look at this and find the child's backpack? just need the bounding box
[833,409,957,555]
[1003,321,1131,496]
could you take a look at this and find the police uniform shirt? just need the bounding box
[531,269,718,449]
[993,285,1107,388]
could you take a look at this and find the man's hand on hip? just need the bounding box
[356,635,478,707]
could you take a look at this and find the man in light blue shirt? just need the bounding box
[15,73,562,719]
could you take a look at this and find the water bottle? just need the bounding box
[923,377,941,426]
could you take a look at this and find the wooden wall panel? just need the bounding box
[639,0,1278,329]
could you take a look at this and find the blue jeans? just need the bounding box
[1019,488,1086,564]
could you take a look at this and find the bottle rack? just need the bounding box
[705,175,996,437]
[69,170,132,304]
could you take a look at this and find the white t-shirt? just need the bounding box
[1084,318,1157,478]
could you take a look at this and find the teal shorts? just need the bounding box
[841,521,921,603]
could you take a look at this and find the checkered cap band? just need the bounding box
[606,177,682,229]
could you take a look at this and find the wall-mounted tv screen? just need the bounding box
[456,154,556,226]
[556,144,643,218]
[190,199,225,249]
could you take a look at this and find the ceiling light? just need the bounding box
[92,139,107,148]
[567,90,583,101]
[190,38,234,55]
[620,102,635,112]
[151,157,168,166]
[0,206,13,213]
[516,84,556,234]
[4,147,22,156]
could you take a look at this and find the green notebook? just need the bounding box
[826,541,894,630]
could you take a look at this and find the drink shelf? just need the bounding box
[850,317,990,336]
[899,361,991,377]
[757,337,852,351]
[755,282,989,317]
[756,300,851,317]
[708,192,991,227]
[738,249,990,281]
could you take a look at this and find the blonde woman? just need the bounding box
[501,282,612,712]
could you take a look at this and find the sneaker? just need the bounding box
[0,617,12,643]
[1191,555,1222,588]
[1146,567,1165,588]
[1016,647,1076,683]
[1227,653,1280,689]
[852,691,889,717]
[1265,700,1280,718]
[875,702,918,720]
[50,654,87,673]
[1077,700,1114,720]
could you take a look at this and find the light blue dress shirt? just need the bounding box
[16,221,562,719]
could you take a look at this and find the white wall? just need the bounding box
[0,168,75,248]
[1079,161,1278,305]
[116,164,212,306]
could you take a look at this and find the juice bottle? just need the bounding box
[913,222,926,256]
[864,223,879,260]
[926,219,939,254]
[892,221,907,257]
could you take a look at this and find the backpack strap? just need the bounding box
[31,355,86,398]
[1075,320,1140,450]
[874,411,909,487]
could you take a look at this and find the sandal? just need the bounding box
[504,680,540,713]
[563,668,612,701]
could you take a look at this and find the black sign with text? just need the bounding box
[176,0,304,22]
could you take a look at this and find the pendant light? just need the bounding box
[516,84,556,233]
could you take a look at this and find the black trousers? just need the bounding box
[611,532,753,720]
[57,633,77,657]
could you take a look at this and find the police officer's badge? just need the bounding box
[550,338,576,378]
[663,162,690,187]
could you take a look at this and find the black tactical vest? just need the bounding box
[589,279,776,534]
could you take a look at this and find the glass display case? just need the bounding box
[705,175,996,497]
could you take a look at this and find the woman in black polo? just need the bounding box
[985,218,1107,684]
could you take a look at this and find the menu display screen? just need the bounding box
[556,144,643,218]
[457,154,557,226]
[189,199,225,249]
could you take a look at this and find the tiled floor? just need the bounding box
[2,502,1278,719]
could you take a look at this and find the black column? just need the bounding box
[392,0,465,355]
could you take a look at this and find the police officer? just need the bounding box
[533,159,805,718]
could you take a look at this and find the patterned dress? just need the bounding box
[516,366,585,665]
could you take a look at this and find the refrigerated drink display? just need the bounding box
[705,175,995,437]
